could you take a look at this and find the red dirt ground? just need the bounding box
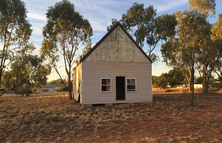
[0,90,222,142]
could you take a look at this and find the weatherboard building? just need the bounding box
[73,23,152,106]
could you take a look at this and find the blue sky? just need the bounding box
[19,0,222,81]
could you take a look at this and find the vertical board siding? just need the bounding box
[84,26,149,63]
[82,61,152,105]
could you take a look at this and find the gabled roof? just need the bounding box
[80,22,152,63]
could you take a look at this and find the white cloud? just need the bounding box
[73,0,123,31]
[155,0,188,13]
[27,12,46,21]
[20,0,190,81]
[73,0,189,32]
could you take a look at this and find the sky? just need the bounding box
[13,0,222,81]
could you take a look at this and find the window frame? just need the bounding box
[126,78,137,92]
[100,78,112,92]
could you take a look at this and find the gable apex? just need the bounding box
[80,22,152,63]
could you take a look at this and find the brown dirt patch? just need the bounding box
[0,91,222,142]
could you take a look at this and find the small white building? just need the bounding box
[73,23,152,106]
[212,81,222,88]
[43,84,64,92]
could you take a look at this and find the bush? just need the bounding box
[58,86,69,92]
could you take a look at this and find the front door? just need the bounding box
[116,77,125,100]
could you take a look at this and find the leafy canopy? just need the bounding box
[41,0,92,99]
[49,78,67,84]
[0,0,34,88]
[161,10,211,105]
[189,0,216,17]
[211,13,222,82]
[107,3,177,62]
[162,10,211,67]
[2,55,51,93]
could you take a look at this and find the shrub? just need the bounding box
[58,86,69,92]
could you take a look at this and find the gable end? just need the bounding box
[80,22,152,63]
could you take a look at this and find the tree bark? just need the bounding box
[202,64,207,93]
[206,70,212,92]
[186,69,191,91]
[189,80,191,91]
[190,67,195,106]
[0,72,2,88]
[206,77,209,92]
[68,73,72,100]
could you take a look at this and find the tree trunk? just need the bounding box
[0,70,3,88]
[206,71,212,92]
[202,64,207,93]
[68,73,72,100]
[185,73,191,91]
[206,78,209,92]
[189,80,191,91]
[190,67,195,106]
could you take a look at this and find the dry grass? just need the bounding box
[0,91,222,142]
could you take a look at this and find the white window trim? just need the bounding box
[126,78,137,92]
[100,78,112,92]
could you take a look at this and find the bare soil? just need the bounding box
[0,91,222,143]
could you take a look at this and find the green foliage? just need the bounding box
[161,9,212,105]
[107,3,177,62]
[152,76,158,88]
[1,54,51,94]
[189,0,216,93]
[152,68,185,88]
[58,86,69,92]
[196,77,203,84]
[157,73,168,89]
[41,0,93,99]
[49,79,67,84]
[162,10,211,86]
[167,68,186,87]
[189,0,216,17]
[0,0,34,88]
[211,13,222,83]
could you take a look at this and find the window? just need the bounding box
[101,78,111,92]
[127,78,136,91]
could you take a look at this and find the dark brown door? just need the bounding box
[116,77,125,100]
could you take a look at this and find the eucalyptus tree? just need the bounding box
[107,3,177,62]
[211,13,222,82]
[189,0,216,18]
[161,10,211,105]
[1,54,51,96]
[167,68,186,87]
[41,0,92,99]
[189,0,216,92]
[0,0,34,88]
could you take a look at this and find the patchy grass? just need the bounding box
[0,92,222,142]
